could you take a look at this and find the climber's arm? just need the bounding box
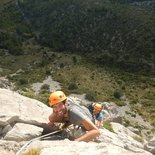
[75,118,100,142]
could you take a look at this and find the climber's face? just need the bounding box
[53,102,66,117]
[93,109,100,115]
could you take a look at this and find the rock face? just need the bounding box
[4,123,43,142]
[0,88,52,154]
[144,136,155,155]
[0,88,153,155]
[0,88,51,127]
[0,77,13,90]
[24,128,152,155]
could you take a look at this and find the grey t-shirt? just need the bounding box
[66,98,95,126]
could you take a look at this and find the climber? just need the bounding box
[87,101,116,127]
[48,90,100,142]
[93,103,104,128]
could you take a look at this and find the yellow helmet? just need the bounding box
[94,103,102,111]
[49,91,67,106]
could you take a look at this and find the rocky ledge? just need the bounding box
[0,88,154,155]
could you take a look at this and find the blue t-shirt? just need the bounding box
[95,112,104,121]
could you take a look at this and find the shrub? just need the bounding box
[19,78,28,85]
[41,84,50,90]
[85,91,97,101]
[130,99,138,105]
[151,128,155,133]
[60,63,64,68]
[115,100,126,106]
[45,69,51,75]
[40,84,50,94]
[23,90,35,99]
[103,120,114,132]
[123,118,130,127]
[68,83,78,90]
[22,148,41,155]
[72,56,77,64]
[113,89,123,99]
[36,93,50,105]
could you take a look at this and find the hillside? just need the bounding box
[0,0,155,138]
[18,0,155,74]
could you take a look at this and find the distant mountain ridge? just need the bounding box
[129,0,155,12]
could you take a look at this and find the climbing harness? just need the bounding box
[16,129,62,155]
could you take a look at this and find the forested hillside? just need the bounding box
[0,0,32,55]
[0,0,155,130]
[18,0,155,74]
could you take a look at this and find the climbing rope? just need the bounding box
[16,129,62,155]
